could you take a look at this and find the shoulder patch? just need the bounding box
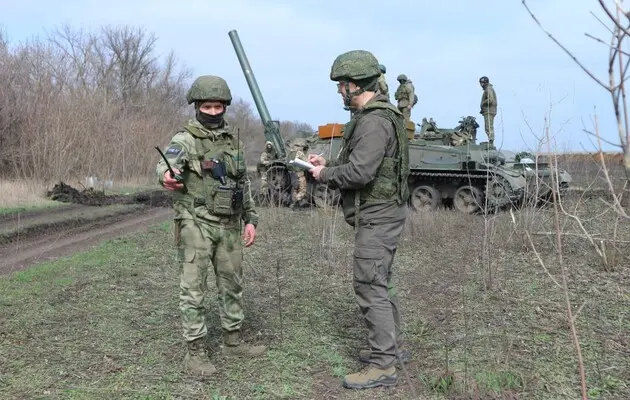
[165,146,183,156]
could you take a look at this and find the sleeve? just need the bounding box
[238,140,259,227]
[319,116,390,189]
[156,132,192,185]
[489,88,497,107]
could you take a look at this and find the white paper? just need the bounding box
[289,158,316,170]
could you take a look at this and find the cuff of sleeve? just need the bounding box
[319,167,331,183]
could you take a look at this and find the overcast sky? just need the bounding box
[3,0,621,152]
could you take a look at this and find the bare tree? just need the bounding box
[522,0,629,214]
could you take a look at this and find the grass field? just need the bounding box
[0,194,628,399]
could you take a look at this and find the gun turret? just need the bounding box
[228,29,286,159]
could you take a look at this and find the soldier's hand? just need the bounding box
[163,168,184,191]
[308,154,326,166]
[309,165,325,181]
[243,223,256,247]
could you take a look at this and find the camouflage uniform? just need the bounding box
[288,138,308,206]
[319,50,410,390]
[394,74,415,125]
[479,76,497,145]
[377,64,389,98]
[156,75,266,376]
[259,141,275,190]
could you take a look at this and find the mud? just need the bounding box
[47,181,173,207]
[0,182,174,275]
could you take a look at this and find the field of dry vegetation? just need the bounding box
[0,22,629,400]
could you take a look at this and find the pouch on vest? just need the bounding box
[212,186,237,216]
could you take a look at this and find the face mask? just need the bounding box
[196,109,225,129]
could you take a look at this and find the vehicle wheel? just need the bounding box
[410,185,441,211]
[311,184,340,208]
[453,185,483,213]
[485,175,511,209]
[266,166,292,206]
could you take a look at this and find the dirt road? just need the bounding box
[0,184,174,276]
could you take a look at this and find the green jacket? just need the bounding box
[394,81,415,108]
[480,83,497,115]
[156,119,258,228]
[320,94,409,226]
[377,74,389,97]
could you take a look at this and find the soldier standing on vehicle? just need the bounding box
[394,73,416,125]
[308,50,411,390]
[259,141,276,191]
[377,64,389,98]
[479,76,497,146]
[156,75,266,376]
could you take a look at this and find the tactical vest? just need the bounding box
[172,122,247,218]
[338,100,410,208]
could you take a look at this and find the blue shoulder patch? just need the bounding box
[166,147,183,156]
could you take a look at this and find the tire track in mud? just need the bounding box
[0,207,172,276]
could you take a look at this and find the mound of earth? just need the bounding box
[47,182,172,207]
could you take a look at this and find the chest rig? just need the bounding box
[176,123,246,217]
[337,100,410,225]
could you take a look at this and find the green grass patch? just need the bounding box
[0,205,628,399]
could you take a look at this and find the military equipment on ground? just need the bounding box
[407,116,527,213]
[406,117,572,213]
[504,151,572,205]
[229,30,292,205]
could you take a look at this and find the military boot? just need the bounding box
[183,338,216,376]
[342,365,398,389]
[358,349,411,365]
[222,330,267,358]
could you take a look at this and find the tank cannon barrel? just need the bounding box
[228,30,286,159]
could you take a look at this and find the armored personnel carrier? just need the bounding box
[407,116,528,213]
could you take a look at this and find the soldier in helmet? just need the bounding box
[259,140,276,191]
[394,73,416,125]
[377,64,389,98]
[308,50,411,390]
[156,75,266,376]
[479,76,497,146]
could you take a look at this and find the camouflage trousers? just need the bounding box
[353,217,406,369]
[399,106,411,126]
[260,168,269,190]
[176,218,244,342]
[292,172,307,202]
[483,113,495,143]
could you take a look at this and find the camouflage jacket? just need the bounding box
[480,83,497,115]
[377,74,389,97]
[259,148,275,166]
[320,94,409,226]
[156,118,259,228]
[394,81,415,108]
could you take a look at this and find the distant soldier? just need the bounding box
[377,64,389,98]
[394,74,416,125]
[479,76,497,146]
[288,137,309,208]
[259,141,276,190]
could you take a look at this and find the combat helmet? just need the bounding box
[379,64,386,74]
[330,50,381,82]
[479,76,489,84]
[397,74,407,82]
[186,75,233,105]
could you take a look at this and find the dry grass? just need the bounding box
[0,196,628,399]
[0,179,56,210]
